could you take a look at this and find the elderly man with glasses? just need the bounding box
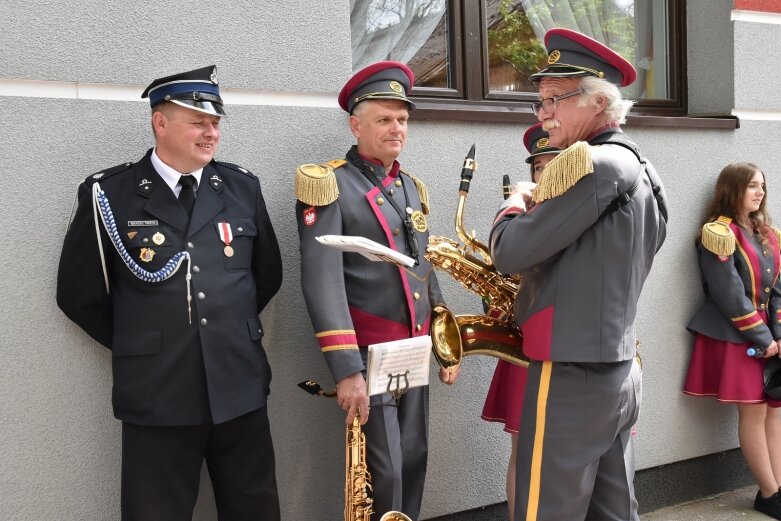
[490,29,669,521]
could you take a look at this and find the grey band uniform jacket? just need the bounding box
[490,129,667,362]
[296,149,443,382]
[688,219,781,346]
[57,149,283,426]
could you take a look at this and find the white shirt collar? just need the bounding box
[151,148,204,197]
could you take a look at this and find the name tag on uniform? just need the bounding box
[127,220,159,227]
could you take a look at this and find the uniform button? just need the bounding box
[192,266,200,273]
[414,292,420,300]
[761,304,767,310]
[393,228,400,236]
[377,197,385,205]
[416,324,422,331]
[395,179,402,187]
[197,292,206,300]
[237,227,244,233]
[764,250,768,256]
[765,287,771,293]
[142,238,149,243]
[389,189,395,195]
[187,242,195,250]
[768,268,772,274]
[200,318,208,326]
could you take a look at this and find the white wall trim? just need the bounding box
[732,108,781,121]
[731,9,781,25]
[0,79,339,108]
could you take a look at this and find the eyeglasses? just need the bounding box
[531,89,584,116]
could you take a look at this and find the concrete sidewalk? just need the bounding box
[429,486,774,520]
[642,485,772,520]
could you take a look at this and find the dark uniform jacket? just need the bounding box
[57,149,282,426]
[688,220,781,347]
[296,149,444,382]
[490,128,667,363]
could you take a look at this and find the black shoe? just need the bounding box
[755,490,781,519]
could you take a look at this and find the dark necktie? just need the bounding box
[178,175,197,218]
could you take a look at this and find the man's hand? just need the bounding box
[439,365,460,385]
[336,372,369,425]
[504,181,536,211]
[764,340,779,358]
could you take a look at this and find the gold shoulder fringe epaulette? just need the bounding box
[402,171,430,215]
[532,141,593,204]
[295,163,339,206]
[701,216,735,257]
[772,227,781,249]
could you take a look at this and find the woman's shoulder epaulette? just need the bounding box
[701,216,736,257]
[400,168,430,215]
[531,141,593,204]
[295,160,342,206]
[771,226,781,248]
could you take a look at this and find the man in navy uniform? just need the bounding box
[57,66,282,521]
[490,29,668,521]
[295,61,457,520]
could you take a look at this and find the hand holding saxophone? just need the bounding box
[337,372,370,425]
[505,180,536,211]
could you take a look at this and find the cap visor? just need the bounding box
[171,100,226,117]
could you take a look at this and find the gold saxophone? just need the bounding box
[299,381,412,521]
[425,145,527,370]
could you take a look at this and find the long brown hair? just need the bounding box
[700,162,771,242]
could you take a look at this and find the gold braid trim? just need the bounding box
[701,216,735,257]
[408,174,430,215]
[532,141,593,204]
[772,227,781,250]
[295,163,339,206]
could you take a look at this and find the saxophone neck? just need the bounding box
[454,193,492,263]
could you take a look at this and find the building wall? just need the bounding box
[2,1,781,519]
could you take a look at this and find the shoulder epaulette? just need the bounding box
[214,160,255,178]
[295,163,339,206]
[772,226,781,248]
[401,169,430,215]
[532,141,593,204]
[701,216,736,257]
[86,162,132,185]
[325,159,347,169]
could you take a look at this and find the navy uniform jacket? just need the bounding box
[57,149,282,426]
[688,219,781,346]
[490,129,667,362]
[296,149,443,382]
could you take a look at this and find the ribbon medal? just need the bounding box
[218,222,234,257]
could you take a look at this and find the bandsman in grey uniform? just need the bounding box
[489,29,668,521]
[295,61,457,520]
[57,66,282,521]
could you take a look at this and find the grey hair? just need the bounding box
[577,76,634,124]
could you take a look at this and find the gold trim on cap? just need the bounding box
[536,137,549,149]
[389,81,403,93]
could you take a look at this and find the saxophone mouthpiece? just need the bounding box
[459,144,476,194]
[502,175,511,200]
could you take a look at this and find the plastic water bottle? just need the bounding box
[747,346,765,358]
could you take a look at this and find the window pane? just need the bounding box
[350,0,450,88]
[487,0,671,100]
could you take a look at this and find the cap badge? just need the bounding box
[210,67,218,85]
[548,50,561,64]
[537,137,549,149]
[389,81,403,94]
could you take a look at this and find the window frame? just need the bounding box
[405,0,735,128]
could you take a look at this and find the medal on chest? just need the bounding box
[218,222,234,257]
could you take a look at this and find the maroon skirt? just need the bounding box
[684,333,781,407]
[481,360,528,433]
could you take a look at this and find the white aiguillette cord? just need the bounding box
[91,182,193,324]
